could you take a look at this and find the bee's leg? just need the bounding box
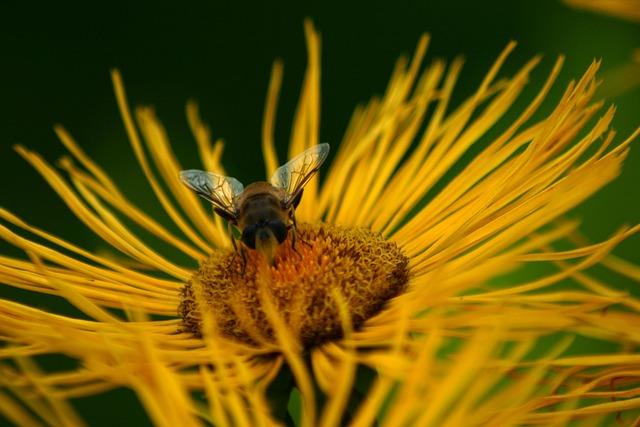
[230,234,239,263]
[290,210,311,249]
[285,211,301,259]
[298,236,312,247]
[290,225,301,258]
[231,237,248,274]
[228,221,246,273]
[240,246,248,275]
[229,221,238,256]
[288,209,299,256]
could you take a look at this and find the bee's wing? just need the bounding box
[270,143,330,207]
[179,169,243,219]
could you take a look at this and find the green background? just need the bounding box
[1,0,639,425]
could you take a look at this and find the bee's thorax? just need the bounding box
[236,182,290,250]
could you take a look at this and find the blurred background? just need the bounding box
[1,0,639,425]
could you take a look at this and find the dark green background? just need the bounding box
[1,1,639,425]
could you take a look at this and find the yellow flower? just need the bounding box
[1,21,640,426]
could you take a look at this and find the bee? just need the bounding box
[180,143,330,265]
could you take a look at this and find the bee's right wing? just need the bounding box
[270,143,330,207]
[179,170,244,220]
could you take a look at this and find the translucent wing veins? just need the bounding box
[179,170,243,219]
[270,143,330,207]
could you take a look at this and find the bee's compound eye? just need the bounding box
[241,225,257,249]
[268,220,288,244]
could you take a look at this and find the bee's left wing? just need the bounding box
[270,143,330,207]
[179,169,244,220]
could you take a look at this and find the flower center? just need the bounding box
[180,223,409,347]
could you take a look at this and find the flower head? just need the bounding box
[1,21,640,426]
[180,223,409,347]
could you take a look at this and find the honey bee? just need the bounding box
[180,143,330,265]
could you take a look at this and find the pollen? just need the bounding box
[179,223,410,347]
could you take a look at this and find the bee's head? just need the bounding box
[241,220,288,264]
